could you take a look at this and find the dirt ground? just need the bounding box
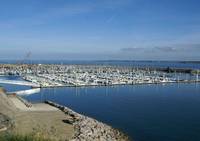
[0,88,74,141]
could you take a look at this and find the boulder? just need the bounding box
[0,113,12,132]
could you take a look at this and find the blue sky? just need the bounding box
[0,0,200,60]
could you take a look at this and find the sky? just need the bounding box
[0,0,200,61]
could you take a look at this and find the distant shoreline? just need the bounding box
[0,60,200,64]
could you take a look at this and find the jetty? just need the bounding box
[8,88,41,96]
[0,79,39,87]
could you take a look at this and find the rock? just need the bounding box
[0,113,12,132]
[45,101,129,141]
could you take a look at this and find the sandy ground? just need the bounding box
[0,88,74,141]
[9,96,58,111]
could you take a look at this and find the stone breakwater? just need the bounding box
[45,101,129,141]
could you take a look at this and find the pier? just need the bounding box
[0,79,39,87]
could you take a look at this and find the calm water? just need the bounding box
[0,76,31,92]
[1,76,200,141]
[0,60,200,69]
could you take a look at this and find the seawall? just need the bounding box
[45,101,129,141]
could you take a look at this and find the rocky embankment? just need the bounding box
[45,101,129,141]
[0,86,129,141]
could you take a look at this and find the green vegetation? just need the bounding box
[191,69,200,75]
[0,132,53,141]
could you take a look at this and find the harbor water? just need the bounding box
[0,76,200,141]
[0,60,200,69]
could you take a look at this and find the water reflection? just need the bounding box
[1,76,200,141]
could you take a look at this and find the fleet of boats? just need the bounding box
[0,64,199,88]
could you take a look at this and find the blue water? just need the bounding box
[0,60,200,69]
[0,76,31,92]
[1,75,200,141]
[2,79,199,141]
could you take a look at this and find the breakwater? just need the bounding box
[0,79,39,87]
[8,88,40,96]
[45,101,129,141]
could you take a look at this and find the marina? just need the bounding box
[1,0,200,140]
[0,62,200,141]
[0,64,199,88]
[1,76,200,141]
